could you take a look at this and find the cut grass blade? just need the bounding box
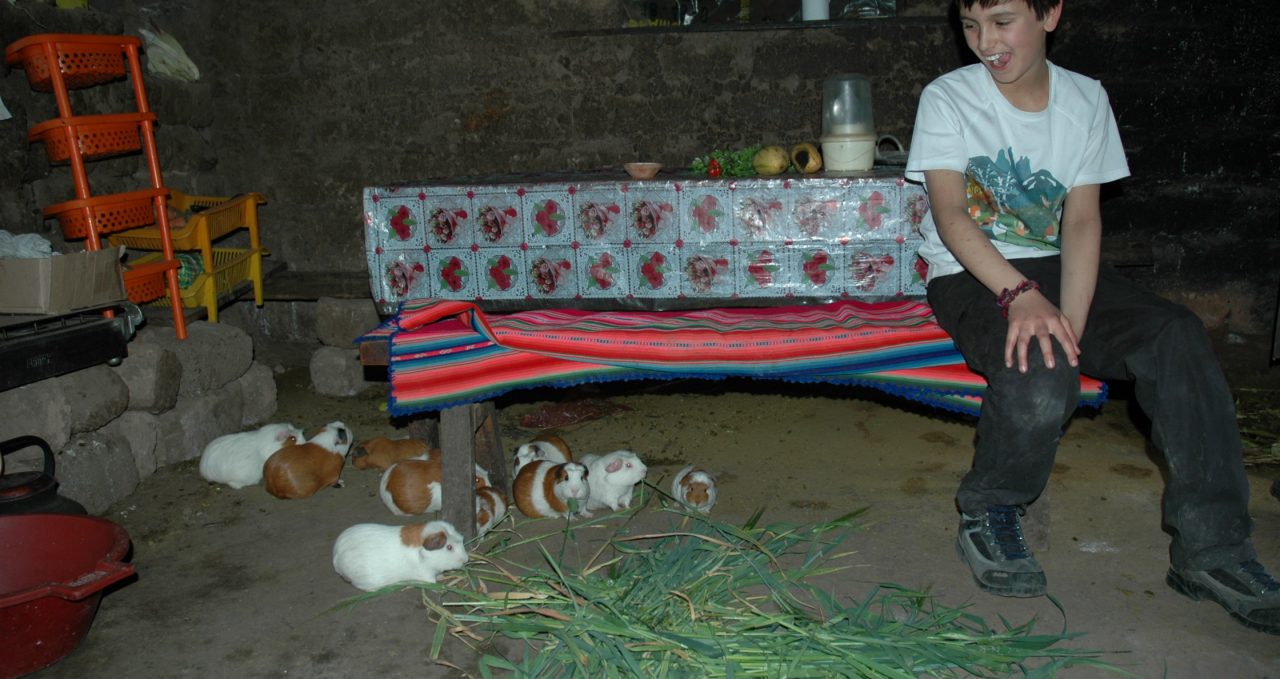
[342,505,1133,677]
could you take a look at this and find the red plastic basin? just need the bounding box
[0,514,135,679]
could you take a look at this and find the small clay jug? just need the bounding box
[0,435,87,515]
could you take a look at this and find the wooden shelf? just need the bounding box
[554,14,946,38]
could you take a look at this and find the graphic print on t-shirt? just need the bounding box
[966,147,1066,252]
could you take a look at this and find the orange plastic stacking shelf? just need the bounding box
[28,113,157,163]
[3,33,140,91]
[44,189,167,240]
[123,258,180,304]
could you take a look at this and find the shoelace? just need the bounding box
[987,505,1031,560]
[1240,560,1280,593]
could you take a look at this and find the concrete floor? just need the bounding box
[21,331,1280,678]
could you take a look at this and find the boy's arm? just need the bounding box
[923,169,1081,373]
[1057,183,1102,338]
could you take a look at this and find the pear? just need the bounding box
[790,142,822,174]
[752,145,790,175]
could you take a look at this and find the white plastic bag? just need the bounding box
[138,27,200,82]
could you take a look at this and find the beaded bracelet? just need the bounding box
[996,279,1040,318]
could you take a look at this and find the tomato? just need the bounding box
[708,158,722,178]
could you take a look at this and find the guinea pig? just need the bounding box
[262,437,342,499]
[475,486,509,537]
[513,459,590,519]
[671,464,718,514]
[199,422,305,489]
[332,520,468,592]
[579,450,647,512]
[303,421,355,457]
[513,434,572,474]
[349,436,434,471]
[379,456,493,516]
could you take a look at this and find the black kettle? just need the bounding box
[0,435,87,515]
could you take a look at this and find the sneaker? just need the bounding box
[1167,560,1280,635]
[956,505,1047,598]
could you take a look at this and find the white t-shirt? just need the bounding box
[905,61,1130,281]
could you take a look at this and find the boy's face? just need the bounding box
[958,0,1062,93]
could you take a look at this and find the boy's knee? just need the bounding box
[991,359,1080,426]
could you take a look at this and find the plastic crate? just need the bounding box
[28,113,156,163]
[4,34,140,92]
[44,189,165,240]
[109,190,267,251]
[132,247,262,322]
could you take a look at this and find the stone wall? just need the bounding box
[1,0,1276,332]
[0,322,275,513]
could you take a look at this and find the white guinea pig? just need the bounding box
[199,422,304,489]
[579,450,647,512]
[513,434,572,474]
[671,464,717,514]
[513,459,590,519]
[332,520,468,592]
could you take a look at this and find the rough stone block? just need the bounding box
[0,365,128,454]
[56,432,140,515]
[137,321,253,397]
[0,379,73,454]
[111,342,183,413]
[58,365,131,433]
[100,410,161,479]
[156,384,246,465]
[309,346,376,397]
[316,296,382,348]
[238,361,278,426]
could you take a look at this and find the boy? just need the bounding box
[905,0,1279,634]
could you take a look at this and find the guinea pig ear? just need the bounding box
[606,458,624,474]
[422,530,448,551]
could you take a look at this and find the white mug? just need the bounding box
[802,0,830,21]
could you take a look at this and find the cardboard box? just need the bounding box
[0,247,126,315]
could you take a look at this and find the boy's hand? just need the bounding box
[1004,290,1080,373]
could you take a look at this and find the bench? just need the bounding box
[356,170,1107,542]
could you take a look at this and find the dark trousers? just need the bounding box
[927,256,1255,570]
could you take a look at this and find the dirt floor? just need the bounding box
[28,331,1280,678]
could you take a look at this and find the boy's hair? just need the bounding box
[954,0,1062,21]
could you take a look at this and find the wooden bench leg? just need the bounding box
[440,402,506,539]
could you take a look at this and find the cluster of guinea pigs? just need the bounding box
[195,422,719,593]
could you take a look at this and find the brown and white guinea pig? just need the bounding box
[262,421,353,500]
[513,434,572,474]
[513,459,590,519]
[379,456,493,516]
[475,486,509,537]
[671,464,717,514]
[332,520,468,592]
[349,436,434,471]
[579,450,647,512]
[199,422,304,489]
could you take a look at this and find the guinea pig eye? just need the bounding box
[446,544,454,551]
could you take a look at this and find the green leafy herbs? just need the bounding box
[690,146,762,177]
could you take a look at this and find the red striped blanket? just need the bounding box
[368,298,1106,418]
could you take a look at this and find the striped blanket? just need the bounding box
[368,298,1106,418]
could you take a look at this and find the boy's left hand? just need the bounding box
[1004,290,1080,373]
